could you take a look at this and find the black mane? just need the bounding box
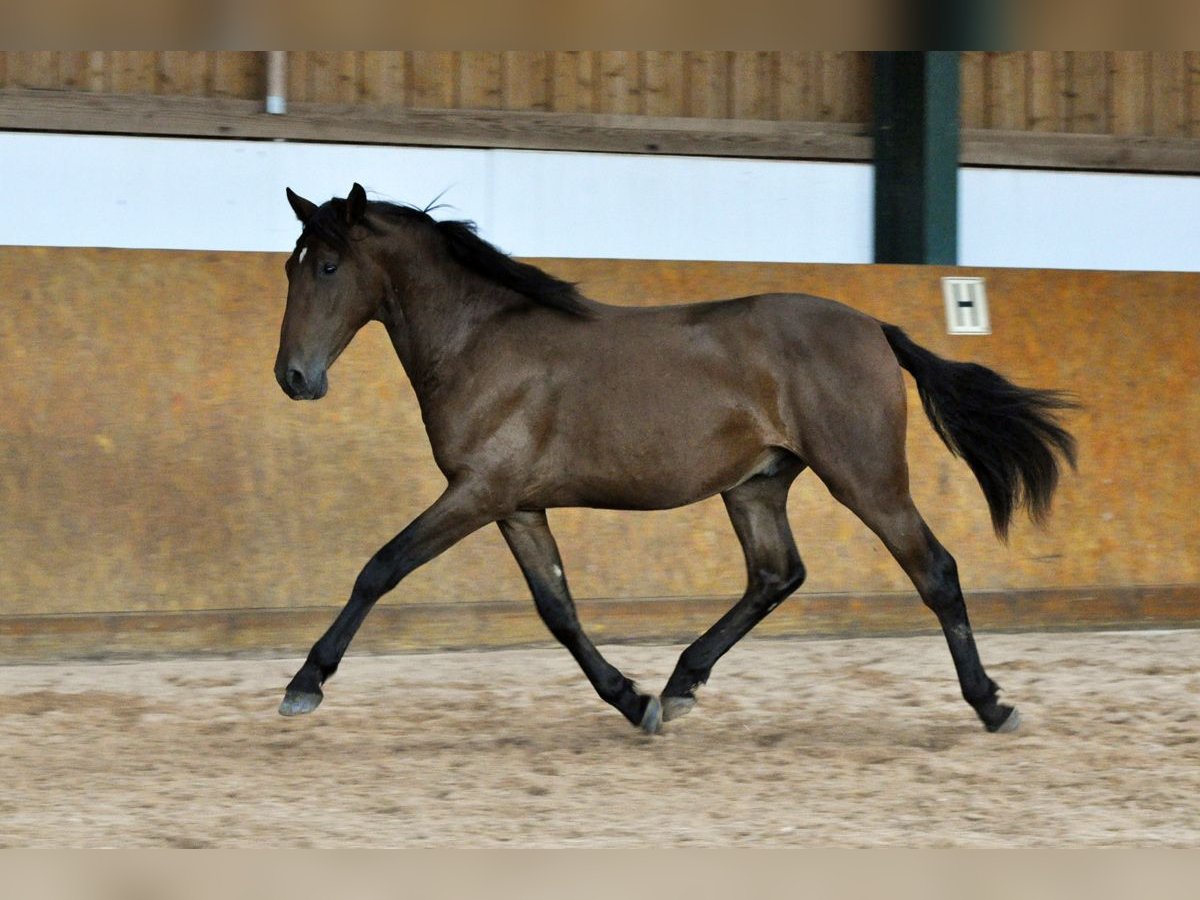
[301,198,595,317]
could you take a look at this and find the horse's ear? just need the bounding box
[286,188,318,224]
[345,183,368,225]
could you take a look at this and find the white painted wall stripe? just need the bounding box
[0,132,873,264]
[1,131,1196,272]
[959,167,1200,273]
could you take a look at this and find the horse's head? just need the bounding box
[275,183,385,400]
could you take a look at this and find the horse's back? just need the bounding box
[628,291,898,393]
[473,291,905,510]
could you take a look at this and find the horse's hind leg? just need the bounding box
[869,502,1016,731]
[498,510,662,733]
[660,458,807,723]
[820,469,1018,733]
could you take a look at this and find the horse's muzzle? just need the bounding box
[277,365,329,401]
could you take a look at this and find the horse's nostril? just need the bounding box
[287,368,307,393]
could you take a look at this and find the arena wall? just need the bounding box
[1,248,1196,659]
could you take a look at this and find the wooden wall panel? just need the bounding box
[597,50,640,115]
[683,50,730,118]
[10,51,59,89]
[960,52,988,129]
[1151,51,1189,137]
[777,52,820,122]
[549,51,594,114]
[502,51,549,112]
[3,53,1198,173]
[823,51,870,122]
[0,248,1196,657]
[210,52,257,99]
[987,51,1027,131]
[730,51,777,120]
[1067,51,1109,134]
[158,51,210,97]
[640,51,683,118]
[408,51,457,109]
[1026,51,1061,132]
[110,50,156,94]
[1110,51,1150,136]
[959,51,1197,138]
[299,51,347,103]
[1189,52,1200,137]
[359,51,406,106]
[4,51,1198,138]
[457,51,504,110]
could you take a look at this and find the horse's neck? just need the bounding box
[379,260,512,398]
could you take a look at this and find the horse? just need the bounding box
[273,183,1076,735]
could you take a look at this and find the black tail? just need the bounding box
[881,323,1078,539]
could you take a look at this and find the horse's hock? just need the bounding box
[0,247,1198,661]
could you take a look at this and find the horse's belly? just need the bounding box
[538,418,787,511]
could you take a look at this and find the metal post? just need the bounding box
[266,51,287,115]
[872,51,960,265]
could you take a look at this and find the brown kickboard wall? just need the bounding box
[1,247,1196,659]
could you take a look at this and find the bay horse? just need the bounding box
[274,183,1076,735]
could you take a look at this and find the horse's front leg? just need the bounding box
[498,510,662,732]
[279,482,498,716]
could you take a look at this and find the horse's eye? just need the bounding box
[321,262,338,275]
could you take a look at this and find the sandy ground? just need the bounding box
[3,629,1199,848]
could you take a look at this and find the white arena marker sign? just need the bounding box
[942,277,990,335]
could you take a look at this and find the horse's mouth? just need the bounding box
[287,382,328,401]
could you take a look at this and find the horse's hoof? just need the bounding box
[638,696,663,735]
[661,696,696,722]
[992,705,1021,733]
[279,689,323,717]
[982,704,1020,733]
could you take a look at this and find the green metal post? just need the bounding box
[873,51,961,265]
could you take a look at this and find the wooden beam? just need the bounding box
[961,127,1200,173]
[2,89,1197,173]
[0,88,869,161]
[1,585,1197,663]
